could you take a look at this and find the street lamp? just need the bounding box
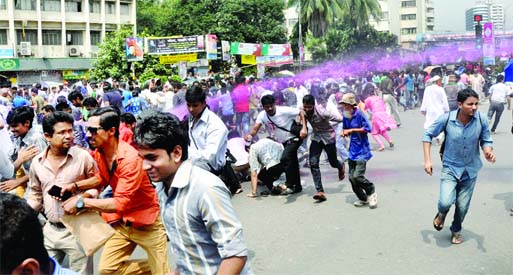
[297,2,303,71]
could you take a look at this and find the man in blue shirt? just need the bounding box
[12,89,30,108]
[339,93,378,209]
[423,88,495,245]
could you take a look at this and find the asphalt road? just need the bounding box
[94,102,513,275]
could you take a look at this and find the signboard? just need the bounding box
[205,34,218,60]
[159,53,198,64]
[261,44,291,56]
[241,55,256,65]
[230,42,262,56]
[483,22,493,42]
[483,57,495,66]
[482,22,495,66]
[178,61,187,80]
[256,55,294,66]
[221,40,230,61]
[62,70,89,80]
[0,49,15,58]
[146,35,205,55]
[0,58,19,71]
[125,37,144,62]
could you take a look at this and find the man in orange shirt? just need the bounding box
[61,106,169,275]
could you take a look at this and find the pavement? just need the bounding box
[94,102,513,275]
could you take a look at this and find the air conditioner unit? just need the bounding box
[69,47,81,57]
[20,42,32,56]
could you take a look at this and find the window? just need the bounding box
[380,12,389,21]
[427,17,434,23]
[16,30,38,45]
[106,1,115,14]
[427,26,434,31]
[41,0,60,11]
[120,3,129,15]
[401,1,416,8]
[0,0,6,9]
[0,30,7,45]
[90,31,101,45]
[43,30,61,45]
[15,0,36,10]
[65,0,82,12]
[401,27,417,34]
[401,14,416,20]
[66,30,83,45]
[89,0,100,13]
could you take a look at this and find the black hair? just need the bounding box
[55,102,71,112]
[302,94,316,105]
[457,88,479,103]
[42,104,55,113]
[35,83,42,89]
[88,106,120,138]
[42,111,74,136]
[121,112,136,124]
[134,110,189,160]
[185,85,206,104]
[68,90,84,102]
[6,106,35,128]
[496,74,504,83]
[31,87,39,94]
[0,193,49,274]
[260,94,275,106]
[82,97,99,108]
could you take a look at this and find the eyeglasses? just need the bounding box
[86,126,103,134]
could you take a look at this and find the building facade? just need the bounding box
[0,0,136,86]
[466,3,504,32]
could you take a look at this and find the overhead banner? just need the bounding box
[482,22,495,66]
[125,37,144,62]
[262,44,291,56]
[205,34,218,60]
[241,55,256,65]
[146,35,205,55]
[221,40,230,61]
[256,55,294,66]
[230,42,262,56]
[159,53,198,64]
[0,58,19,71]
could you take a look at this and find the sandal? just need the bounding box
[377,147,385,152]
[433,212,445,231]
[451,232,464,244]
[246,192,258,198]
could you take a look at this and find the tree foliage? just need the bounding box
[287,0,344,38]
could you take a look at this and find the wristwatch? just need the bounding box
[76,195,84,211]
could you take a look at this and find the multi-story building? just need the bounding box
[0,0,136,86]
[466,2,504,32]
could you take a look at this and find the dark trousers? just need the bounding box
[258,163,284,191]
[487,101,505,132]
[309,140,342,192]
[281,138,302,190]
[348,160,375,201]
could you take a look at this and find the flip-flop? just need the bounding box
[451,232,463,244]
[433,213,445,231]
[246,193,258,198]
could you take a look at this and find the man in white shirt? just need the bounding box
[245,95,307,195]
[487,75,510,133]
[186,86,229,174]
[420,75,449,143]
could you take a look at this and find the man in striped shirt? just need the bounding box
[134,110,252,275]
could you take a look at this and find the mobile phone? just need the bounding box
[48,185,73,201]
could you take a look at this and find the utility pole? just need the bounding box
[298,2,303,72]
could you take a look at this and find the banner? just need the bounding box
[241,55,256,65]
[482,22,495,66]
[125,37,144,62]
[256,55,294,66]
[230,42,262,56]
[205,34,218,60]
[146,35,205,55]
[179,61,187,80]
[159,53,198,64]
[0,58,19,71]
[221,40,230,61]
[62,70,89,80]
[262,44,291,56]
[0,49,15,58]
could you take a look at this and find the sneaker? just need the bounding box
[353,200,369,207]
[281,188,294,195]
[368,193,378,209]
[313,192,327,201]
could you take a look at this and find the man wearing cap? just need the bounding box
[339,93,378,209]
[421,75,449,144]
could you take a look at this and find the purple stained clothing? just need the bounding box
[231,84,250,113]
[364,96,397,135]
[206,96,221,114]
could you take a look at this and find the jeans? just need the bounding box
[487,101,505,132]
[309,140,342,192]
[348,160,375,201]
[281,138,302,190]
[437,168,477,233]
[235,112,250,134]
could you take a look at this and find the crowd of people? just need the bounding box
[0,60,512,274]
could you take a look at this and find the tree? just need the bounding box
[287,0,345,38]
[344,0,382,30]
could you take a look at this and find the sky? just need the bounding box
[434,0,513,33]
